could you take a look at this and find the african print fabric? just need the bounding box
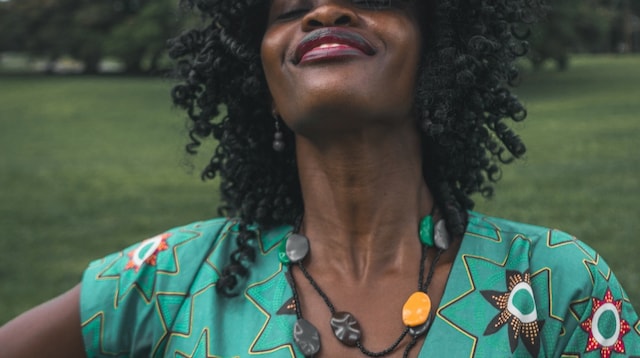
[80,212,640,357]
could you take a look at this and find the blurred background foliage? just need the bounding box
[0,0,197,74]
[0,0,640,73]
[528,0,640,69]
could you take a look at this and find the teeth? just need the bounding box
[317,43,344,49]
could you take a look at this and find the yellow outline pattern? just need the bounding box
[80,213,640,357]
[431,213,640,357]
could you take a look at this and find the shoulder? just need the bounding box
[465,211,598,272]
[463,211,620,299]
[81,217,291,293]
[456,211,640,357]
[82,217,234,284]
[80,218,295,357]
[79,217,236,356]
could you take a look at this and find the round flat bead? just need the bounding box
[330,311,362,346]
[419,215,434,247]
[277,239,290,264]
[433,219,450,250]
[286,234,309,263]
[293,318,321,356]
[402,292,432,327]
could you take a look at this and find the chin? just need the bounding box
[274,71,416,134]
[286,99,412,137]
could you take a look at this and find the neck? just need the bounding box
[295,120,433,281]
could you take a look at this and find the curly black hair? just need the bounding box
[168,0,545,296]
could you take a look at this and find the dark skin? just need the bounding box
[0,1,459,357]
[0,285,85,357]
[262,0,459,356]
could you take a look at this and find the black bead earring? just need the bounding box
[272,112,285,152]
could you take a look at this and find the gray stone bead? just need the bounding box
[433,219,450,250]
[286,234,310,263]
[293,318,321,356]
[330,311,361,347]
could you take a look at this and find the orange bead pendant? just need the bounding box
[402,292,432,327]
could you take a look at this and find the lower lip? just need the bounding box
[299,45,367,64]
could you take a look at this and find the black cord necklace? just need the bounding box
[279,214,450,357]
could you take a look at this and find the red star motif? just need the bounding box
[580,288,631,358]
[125,233,171,272]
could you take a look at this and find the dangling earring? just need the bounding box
[272,112,285,152]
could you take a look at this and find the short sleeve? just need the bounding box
[80,218,230,357]
[554,239,640,357]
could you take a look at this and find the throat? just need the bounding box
[281,216,451,358]
[307,235,423,283]
[298,211,432,282]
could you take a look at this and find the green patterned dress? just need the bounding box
[80,212,640,357]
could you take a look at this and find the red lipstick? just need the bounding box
[294,28,376,65]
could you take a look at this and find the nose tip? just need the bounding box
[302,5,358,30]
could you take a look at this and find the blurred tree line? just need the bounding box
[0,0,193,74]
[529,0,640,70]
[0,0,639,74]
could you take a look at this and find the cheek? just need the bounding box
[261,29,286,98]
[380,21,422,113]
[400,21,423,68]
[388,24,422,94]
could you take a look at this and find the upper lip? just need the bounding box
[293,28,376,64]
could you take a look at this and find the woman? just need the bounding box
[1,0,638,357]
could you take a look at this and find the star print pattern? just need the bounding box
[277,297,298,315]
[434,213,640,357]
[124,233,171,272]
[481,270,545,357]
[437,230,556,357]
[580,288,631,358]
[245,265,298,355]
[79,212,640,357]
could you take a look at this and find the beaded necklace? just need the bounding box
[278,215,450,357]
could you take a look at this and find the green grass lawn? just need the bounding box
[0,75,219,322]
[1,55,639,324]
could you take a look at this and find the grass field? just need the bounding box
[1,55,639,324]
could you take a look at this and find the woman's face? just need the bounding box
[261,0,422,136]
